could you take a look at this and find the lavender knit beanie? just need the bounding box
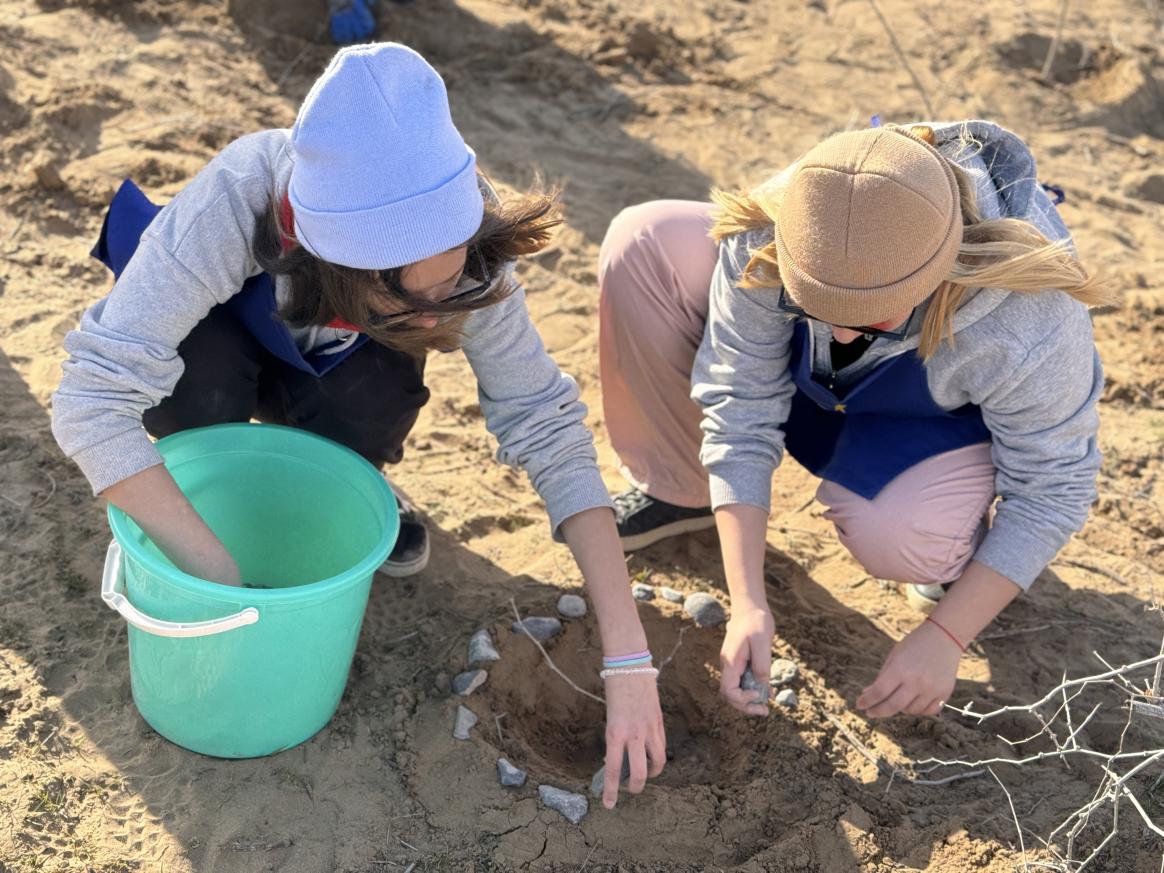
[288,43,484,270]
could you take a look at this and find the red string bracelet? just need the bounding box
[925,616,967,653]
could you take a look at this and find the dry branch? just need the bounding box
[509,599,605,705]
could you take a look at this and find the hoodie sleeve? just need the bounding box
[971,307,1103,589]
[51,132,289,495]
[459,282,611,538]
[691,233,796,511]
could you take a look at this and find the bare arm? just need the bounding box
[858,561,1020,717]
[558,507,665,809]
[715,503,775,716]
[103,464,242,586]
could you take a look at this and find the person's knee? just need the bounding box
[598,203,663,296]
[822,489,979,585]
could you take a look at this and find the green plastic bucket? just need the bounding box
[103,423,397,758]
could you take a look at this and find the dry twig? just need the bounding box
[865,0,936,116]
[923,635,1164,870]
[1040,0,1072,82]
[509,599,605,705]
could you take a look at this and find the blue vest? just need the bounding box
[782,322,991,499]
[91,179,369,377]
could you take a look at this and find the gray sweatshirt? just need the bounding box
[51,130,611,535]
[692,121,1104,589]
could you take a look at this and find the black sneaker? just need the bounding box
[612,487,715,552]
[379,487,430,578]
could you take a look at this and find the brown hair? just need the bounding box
[709,125,1117,359]
[254,177,562,357]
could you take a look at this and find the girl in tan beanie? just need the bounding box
[599,121,1114,719]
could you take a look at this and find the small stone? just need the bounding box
[452,705,478,740]
[775,688,799,708]
[631,584,656,601]
[740,667,770,705]
[31,156,64,191]
[589,752,632,798]
[769,659,799,686]
[539,785,588,824]
[467,629,500,664]
[683,592,727,627]
[452,669,487,696]
[659,587,684,603]
[557,594,587,618]
[497,757,527,787]
[433,671,451,694]
[511,616,563,643]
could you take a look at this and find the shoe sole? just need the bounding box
[905,584,942,615]
[377,535,431,578]
[620,515,717,552]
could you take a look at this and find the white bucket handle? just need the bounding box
[101,540,260,638]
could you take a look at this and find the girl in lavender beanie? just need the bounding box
[54,43,664,808]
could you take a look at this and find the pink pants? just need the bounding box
[598,201,997,586]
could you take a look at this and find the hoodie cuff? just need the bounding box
[69,427,164,496]
[972,521,1064,591]
[707,461,775,512]
[542,463,616,543]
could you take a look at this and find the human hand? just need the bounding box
[857,620,961,718]
[601,672,666,809]
[719,606,775,716]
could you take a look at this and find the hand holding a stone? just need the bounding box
[601,673,666,810]
[719,607,775,717]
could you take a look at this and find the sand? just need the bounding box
[1,0,1163,870]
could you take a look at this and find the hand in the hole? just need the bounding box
[719,607,774,717]
[602,672,666,809]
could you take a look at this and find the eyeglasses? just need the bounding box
[368,247,493,329]
[774,286,914,341]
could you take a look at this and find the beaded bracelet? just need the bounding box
[599,667,659,680]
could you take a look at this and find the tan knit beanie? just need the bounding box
[775,127,963,327]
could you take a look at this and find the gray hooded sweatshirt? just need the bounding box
[51,130,611,536]
[692,121,1104,589]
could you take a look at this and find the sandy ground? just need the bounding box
[1,0,1163,870]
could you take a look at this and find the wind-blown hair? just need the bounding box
[254,177,562,357]
[709,125,1117,359]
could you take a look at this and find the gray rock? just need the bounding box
[467,629,500,664]
[631,583,656,601]
[659,587,684,603]
[497,758,527,787]
[452,669,488,696]
[452,705,478,740]
[589,752,632,798]
[775,688,799,708]
[683,592,727,627]
[556,594,587,618]
[769,658,799,686]
[539,785,589,824]
[511,616,563,643]
[740,667,770,704]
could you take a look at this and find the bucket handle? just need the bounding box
[101,541,260,638]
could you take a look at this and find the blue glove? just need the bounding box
[329,0,377,44]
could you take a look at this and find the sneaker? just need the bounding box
[906,582,953,614]
[379,486,430,578]
[612,487,715,552]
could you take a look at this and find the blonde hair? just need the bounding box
[710,125,1118,359]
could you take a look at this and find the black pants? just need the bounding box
[143,306,430,467]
